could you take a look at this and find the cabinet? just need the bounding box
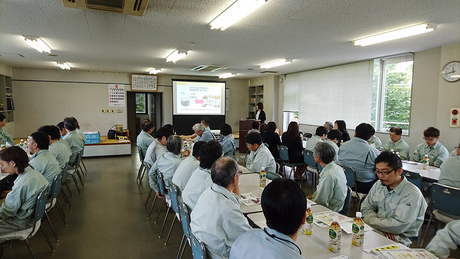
[0,75,14,122]
[248,85,263,118]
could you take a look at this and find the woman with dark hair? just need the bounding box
[334,120,350,143]
[0,147,48,241]
[255,102,266,124]
[282,121,305,179]
[262,122,281,160]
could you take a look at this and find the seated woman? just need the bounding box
[262,121,281,160]
[219,123,236,157]
[0,146,49,242]
[282,121,305,180]
[334,120,350,143]
[148,135,183,199]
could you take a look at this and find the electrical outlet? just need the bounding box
[117,109,122,113]
[111,109,116,113]
[102,109,106,113]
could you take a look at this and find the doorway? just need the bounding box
[127,91,163,142]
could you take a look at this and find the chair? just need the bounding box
[177,197,192,259]
[190,232,207,259]
[421,183,460,246]
[60,164,72,208]
[278,145,304,179]
[338,187,352,216]
[403,170,423,190]
[164,182,181,245]
[79,148,88,176]
[155,171,173,240]
[67,152,84,194]
[0,189,55,259]
[302,149,319,188]
[44,172,68,242]
[266,171,282,180]
[136,146,148,184]
[338,164,366,210]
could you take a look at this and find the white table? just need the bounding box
[402,160,440,181]
[239,173,264,214]
[247,205,406,259]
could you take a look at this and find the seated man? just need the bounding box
[148,135,182,198]
[63,117,85,164]
[426,219,460,259]
[192,123,215,143]
[0,147,48,242]
[382,126,411,160]
[191,157,251,259]
[413,127,449,167]
[361,152,427,246]
[324,121,334,132]
[0,114,14,146]
[245,133,276,173]
[230,178,306,259]
[56,121,67,138]
[73,117,86,142]
[172,141,205,192]
[338,123,380,194]
[136,121,155,158]
[367,126,383,151]
[449,144,459,157]
[182,141,222,210]
[38,125,71,168]
[323,129,341,163]
[248,121,260,133]
[308,142,347,212]
[439,155,460,188]
[28,132,61,189]
[144,127,173,167]
[219,123,236,157]
[185,117,210,141]
[305,126,327,151]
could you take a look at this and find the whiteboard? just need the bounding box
[131,74,158,91]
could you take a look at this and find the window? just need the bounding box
[136,93,146,114]
[283,53,413,134]
[371,54,413,134]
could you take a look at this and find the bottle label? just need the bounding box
[352,223,359,233]
[306,215,313,224]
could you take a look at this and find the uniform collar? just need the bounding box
[385,175,408,196]
[30,149,47,159]
[265,227,301,255]
[210,183,239,205]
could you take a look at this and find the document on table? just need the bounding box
[365,245,437,259]
[313,211,373,234]
[241,192,261,206]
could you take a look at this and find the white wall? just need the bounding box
[11,69,249,138]
[248,75,280,124]
[297,42,460,153]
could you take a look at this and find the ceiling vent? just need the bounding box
[62,0,149,17]
[191,65,227,72]
[260,71,279,74]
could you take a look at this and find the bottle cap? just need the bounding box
[332,216,338,222]
[356,212,362,218]
[261,167,265,171]
[307,204,311,209]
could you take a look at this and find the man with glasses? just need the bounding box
[361,152,427,246]
[382,126,411,160]
[413,127,448,167]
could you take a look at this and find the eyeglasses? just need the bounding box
[374,168,396,175]
[423,137,436,141]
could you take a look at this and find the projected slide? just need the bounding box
[173,81,226,115]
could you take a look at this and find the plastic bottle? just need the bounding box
[352,212,364,247]
[329,216,341,253]
[396,151,400,158]
[0,144,5,150]
[423,154,429,169]
[259,167,266,187]
[303,204,313,235]
[340,140,343,147]
[390,149,394,154]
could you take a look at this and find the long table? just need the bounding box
[247,205,406,259]
[402,160,440,181]
[239,173,264,214]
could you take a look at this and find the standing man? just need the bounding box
[0,114,14,146]
[361,152,427,246]
[191,157,251,259]
[382,126,411,160]
[245,133,276,173]
[230,178,306,259]
[37,125,71,168]
[28,132,61,189]
[63,117,85,164]
[413,127,449,167]
[338,123,380,194]
[136,121,155,158]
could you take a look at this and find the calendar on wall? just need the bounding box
[108,84,125,106]
[131,74,158,91]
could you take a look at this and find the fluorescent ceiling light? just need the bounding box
[219,73,237,79]
[452,75,460,78]
[56,62,71,70]
[260,59,292,69]
[148,68,161,74]
[210,0,267,31]
[23,36,52,53]
[165,50,188,63]
[354,24,434,46]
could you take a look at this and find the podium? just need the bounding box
[239,120,254,153]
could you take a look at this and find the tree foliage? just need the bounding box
[383,64,412,130]
[136,94,146,113]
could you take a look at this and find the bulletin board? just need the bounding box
[131,74,158,92]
